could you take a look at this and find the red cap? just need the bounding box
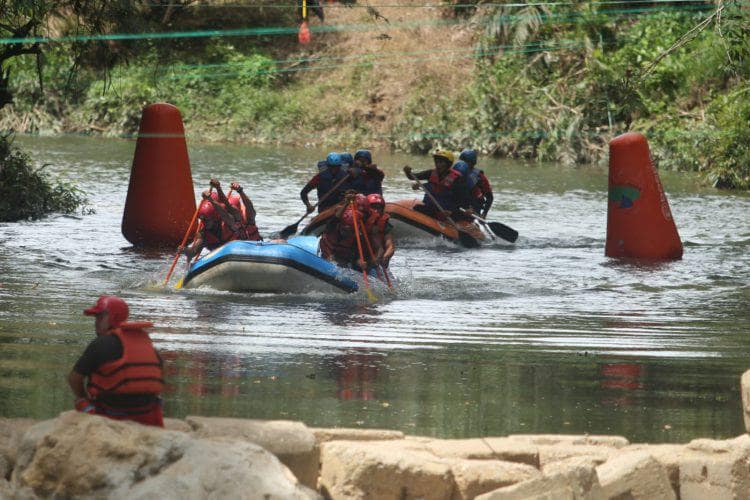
[84,295,129,327]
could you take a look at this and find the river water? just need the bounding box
[1,136,748,443]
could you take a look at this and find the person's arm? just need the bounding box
[210,179,230,205]
[232,183,256,220]
[336,192,357,219]
[180,227,205,260]
[205,194,237,228]
[382,232,395,265]
[68,371,87,399]
[300,175,319,213]
[479,173,493,218]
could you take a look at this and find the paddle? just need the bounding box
[460,209,518,243]
[403,167,480,249]
[350,202,378,302]
[278,172,351,239]
[358,211,394,292]
[162,204,200,287]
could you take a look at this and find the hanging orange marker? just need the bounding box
[298,0,311,44]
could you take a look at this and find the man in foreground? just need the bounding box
[68,295,164,427]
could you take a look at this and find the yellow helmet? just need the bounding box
[433,150,455,164]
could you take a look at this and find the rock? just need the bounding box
[319,440,454,499]
[0,418,37,481]
[510,434,629,448]
[420,438,497,460]
[483,437,541,468]
[163,418,191,433]
[625,443,703,495]
[477,456,603,500]
[12,411,318,499]
[596,450,675,499]
[312,427,404,443]
[450,459,540,500]
[741,369,750,433]
[680,434,750,499]
[538,445,614,468]
[186,415,319,489]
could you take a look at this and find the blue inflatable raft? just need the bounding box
[181,236,359,294]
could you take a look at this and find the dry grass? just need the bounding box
[289,0,479,144]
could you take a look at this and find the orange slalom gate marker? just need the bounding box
[122,103,196,247]
[605,132,683,260]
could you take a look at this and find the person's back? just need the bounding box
[69,296,164,427]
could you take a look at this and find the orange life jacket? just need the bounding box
[87,322,164,398]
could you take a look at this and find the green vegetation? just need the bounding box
[0,134,89,221]
[1,1,748,189]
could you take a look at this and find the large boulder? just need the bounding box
[741,370,750,433]
[12,411,318,499]
[186,415,319,489]
[0,418,37,480]
[312,427,404,444]
[596,450,675,499]
[319,439,539,500]
[450,459,540,500]
[476,456,604,500]
[679,434,750,499]
[319,440,455,499]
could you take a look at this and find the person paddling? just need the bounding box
[348,150,385,195]
[205,179,262,241]
[458,149,494,218]
[319,192,376,271]
[366,193,395,268]
[403,150,465,220]
[178,191,230,260]
[68,296,164,427]
[300,152,350,213]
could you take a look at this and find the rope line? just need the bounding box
[0,3,712,46]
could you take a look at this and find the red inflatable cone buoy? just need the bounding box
[122,103,196,247]
[605,132,682,260]
[298,21,311,44]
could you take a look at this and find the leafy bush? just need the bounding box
[0,134,90,221]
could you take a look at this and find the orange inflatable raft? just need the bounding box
[301,199,485,245]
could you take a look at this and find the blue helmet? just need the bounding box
[354,149,372,163]
[459,149,478,166]
[326,152,342,167]
[339,152,354,167]
[452,160,471,176]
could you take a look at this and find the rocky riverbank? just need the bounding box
[2,370,750,498]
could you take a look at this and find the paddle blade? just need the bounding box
[174,277,184,289]
[366,288,378,302]
[279,222,299,240]
[457,231,481,249]
[488,222,519,243]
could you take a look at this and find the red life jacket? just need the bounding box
[233,204,262,241]
[198,220,233,250]
[320,222,358,261]
[87,322,164,398]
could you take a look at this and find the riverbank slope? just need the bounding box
[0,1,748,188]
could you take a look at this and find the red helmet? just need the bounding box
[198,200,216,220]
[355,193,369,212]
[84,295,129,327]
[367,194,385,209]
[228,194,242,210]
